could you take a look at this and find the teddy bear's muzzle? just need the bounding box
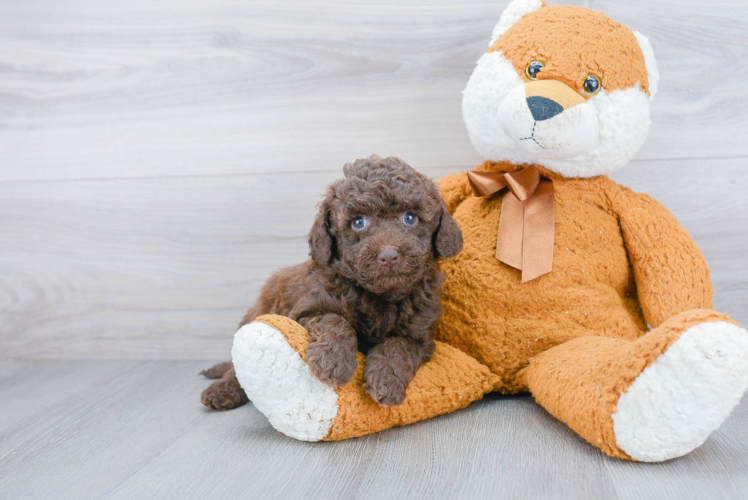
[498,79,600,161]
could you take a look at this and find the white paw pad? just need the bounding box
[613,321,748,461]
[231,322,339,441]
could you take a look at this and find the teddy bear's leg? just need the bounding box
[232,314,498,441]
[521,309,748,461]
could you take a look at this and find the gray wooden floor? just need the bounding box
[1,0,748,498]
[2,360,748,499]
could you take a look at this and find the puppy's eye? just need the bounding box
[351,216,368,231]
[402,212,418,226]
[582,76,602,96]
[526,61,544,80]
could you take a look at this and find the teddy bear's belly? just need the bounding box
[437,194,647,393]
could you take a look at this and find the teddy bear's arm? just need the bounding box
[613,188,713,328]
[438,171,472,214]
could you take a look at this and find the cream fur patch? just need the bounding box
[232,321,339,441]
[463,51,537,166]
[633,31,659,100]
[613,321,748,462]
[498,84,600,160]
[540,85,651,177]
[490,0,544,47]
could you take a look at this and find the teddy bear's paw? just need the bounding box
[231,321,339,441]
[612,321,748,462]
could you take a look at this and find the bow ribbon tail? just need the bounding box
[520,178,555,283]
[468,166,555,283]
[495,178,555,282]
[495,191,524,270]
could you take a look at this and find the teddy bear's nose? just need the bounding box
[526,96,564,121]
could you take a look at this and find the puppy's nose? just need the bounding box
[377,247,400,267]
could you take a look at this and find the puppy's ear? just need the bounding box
[309,194,337,265]
[434,204,463,258]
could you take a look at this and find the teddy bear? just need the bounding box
[230,0,748,461]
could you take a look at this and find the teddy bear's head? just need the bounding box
[463,0,659,178]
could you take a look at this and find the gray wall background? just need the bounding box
[1,0,746,359]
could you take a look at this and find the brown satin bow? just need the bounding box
[467,165,555,283]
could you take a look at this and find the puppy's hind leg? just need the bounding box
[200,360,233,379]
[201,366,249,410]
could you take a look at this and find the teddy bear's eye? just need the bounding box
[582,76,602,96]
[526,61,544,80]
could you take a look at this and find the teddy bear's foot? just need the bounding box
[231,317,339,441]
[232,314,499,441]
[612,320,748,462]
[523,309,748,461]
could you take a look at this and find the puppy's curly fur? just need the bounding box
[201,155,463,409]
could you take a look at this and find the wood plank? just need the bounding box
[1,159,745,359]
[349,395,617,499]
[0,360,215,498]
[604,395,748,499]
[0,0,747,182]
[1,361,747,499]
[0,360,148,461]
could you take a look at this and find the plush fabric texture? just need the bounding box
[463,51,653,178]
[613,320,748,461]
[489,0,544,46]
[232,320,339,441]
[256,314,313,360]
[522,309,736,459]
[253,314,499,442]
[491,5,651,96]
[325,340,499,441]
[463,3,657,178]
[436,161,713,394]
[632,31,659,100]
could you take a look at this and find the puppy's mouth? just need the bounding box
[358,267,424,295]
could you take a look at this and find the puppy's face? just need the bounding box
[309,156,462,295]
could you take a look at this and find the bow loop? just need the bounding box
[504,167,540,201]
[467,165,555,283]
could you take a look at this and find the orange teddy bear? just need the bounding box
[230,0,748,461]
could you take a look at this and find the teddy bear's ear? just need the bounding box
[633,31,660,101]
[489,0,546,47]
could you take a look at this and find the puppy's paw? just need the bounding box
[363,358,408,407]
[201,378,249,410]
[306,340,357,387]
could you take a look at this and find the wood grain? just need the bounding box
[0,360,747,499]
[0,0,746,182]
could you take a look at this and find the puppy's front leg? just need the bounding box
[302,313,358,387]
[364,336,435,407]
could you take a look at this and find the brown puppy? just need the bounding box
[201,155,463,409]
